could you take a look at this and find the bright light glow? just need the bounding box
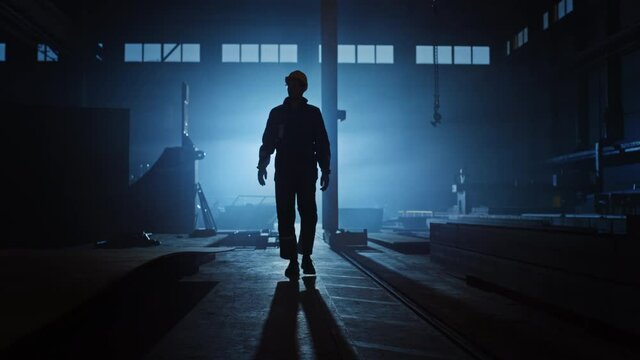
[182,44,200,62]
[416,45,434,64]
[222,44,240,62]
[338,45,355,63]
[454,46,471,64]
[125,43,142,62]
[261,44,278,63]
[472,46,490,65]
[376,45,393,64]
[357,45,375,63]
[279,44,297,63]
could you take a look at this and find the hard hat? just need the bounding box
[285,70,308,90]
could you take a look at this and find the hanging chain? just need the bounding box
[431,0,442,127]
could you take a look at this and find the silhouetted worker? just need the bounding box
[257,70,331,279]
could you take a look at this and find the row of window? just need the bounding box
[416,46,490,65]
[543,0,574,30]
[125,43,200,62]
[319,45,394,64]
[0,42,490,65]
[221,44,297,63]
[507,0,574,55]
[507,27,528,55]
[222,44,489,65]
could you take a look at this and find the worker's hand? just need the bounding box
[320,172,330,191]
[258,168,267,186]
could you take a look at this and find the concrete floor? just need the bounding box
[346,241,640,360]
[3,231,638,359]
[145,234,472,360]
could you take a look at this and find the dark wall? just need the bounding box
[487,0,640,212]
[2,104,129,247]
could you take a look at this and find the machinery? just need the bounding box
[127,82,215,235]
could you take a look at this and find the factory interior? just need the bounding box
[1,0,639,359]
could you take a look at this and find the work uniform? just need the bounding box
[258,97,330,260]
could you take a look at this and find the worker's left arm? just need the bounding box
[313,108,331,174]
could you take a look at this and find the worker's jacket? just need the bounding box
[258,97,330,182]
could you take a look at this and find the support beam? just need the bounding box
[321,0,338,235]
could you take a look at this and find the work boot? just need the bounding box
[284,260,299,279]
[301,255,316,275]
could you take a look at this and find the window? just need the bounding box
[517,31,524,48]
[37,44,58,62]
[472,46,490,64]
[436,46,452,64]
[416,45,434,64]
[567,0,573,13]
[338,45,355,63]
[506,41,511,55]
[279,44,297,63]
[558,0,566,19]
[182,44,200,62]
[376,45,393,64]
[523,27,529,43]
[143,44,161,62]
[543,12,549,30]
[454,46,471,64]
[0,43,5,62]
[125,43,142,62]
[261,44,278,63]
[222,44,240,62]
[241,44,259,63]
[163,44,181,62]
[357,45,375,63]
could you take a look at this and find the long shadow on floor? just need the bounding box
[255,277,358,360]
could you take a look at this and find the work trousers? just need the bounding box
[275,176,318,260]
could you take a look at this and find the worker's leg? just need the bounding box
[276,179,297,260]
[296,178,318,256]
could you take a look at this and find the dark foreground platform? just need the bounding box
[2,230,637,360]
[0,237,232,358]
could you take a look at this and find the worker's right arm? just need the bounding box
[258,110,277,186]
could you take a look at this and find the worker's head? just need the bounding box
[285,70,307,98]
